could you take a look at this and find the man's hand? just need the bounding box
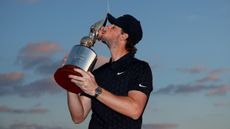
[68,68,98,96]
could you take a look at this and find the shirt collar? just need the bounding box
[109,52,135,71]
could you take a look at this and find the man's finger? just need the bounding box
[68,75,84,81]
[70,79,82,87]
[74,68,87,77]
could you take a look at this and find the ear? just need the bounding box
[121,33,129,41]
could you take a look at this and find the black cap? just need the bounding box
[107,13,143,45]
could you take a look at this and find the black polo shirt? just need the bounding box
[88,53,153,129]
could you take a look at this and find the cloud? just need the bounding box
[142,123,178,129]
[0,76,63,97]
[176,66,207,74]
[176,84,206,94]
[176,66,229,84]
[16,77,63,98]
[16,42,63,75]
[207,84,230,96]
[177,66,230,75]
[17,42,61,69]
[18,42,62,58]
[5,122,70,129]
[196,68,230,83]
[0,105,48,114]
[154,83,230,96]
[35,60,61,75]
[209,68,230,75]
[0,72,25,96]
[196,74,220,83]
[0,72,24,86]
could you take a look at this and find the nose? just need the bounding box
[99,26,107,33]
[99,26,105,31]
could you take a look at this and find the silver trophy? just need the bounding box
[54,18,107,93]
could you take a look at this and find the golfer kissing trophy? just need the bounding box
[54,17,107,93]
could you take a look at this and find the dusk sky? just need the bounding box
[0,0,230,129]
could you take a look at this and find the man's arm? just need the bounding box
[97,89,147,120]
[67,92,91,124]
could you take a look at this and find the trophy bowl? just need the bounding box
[54,65,83,93]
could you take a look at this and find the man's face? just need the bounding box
[98,24,124,44]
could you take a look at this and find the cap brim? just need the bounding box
[107,13,117,24]
[107,13,124,28]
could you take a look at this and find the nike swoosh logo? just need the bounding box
[139,84,147,88]
[117,71,125,75]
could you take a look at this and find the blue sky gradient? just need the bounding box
[0,0,230,129]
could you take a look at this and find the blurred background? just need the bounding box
[0,0,229,129]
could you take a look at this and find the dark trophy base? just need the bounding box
[54,65,82,93]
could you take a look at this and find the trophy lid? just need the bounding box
[80,16,107,47]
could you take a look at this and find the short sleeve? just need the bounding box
[128,62,153,97]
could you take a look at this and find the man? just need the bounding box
[68,13,153,129]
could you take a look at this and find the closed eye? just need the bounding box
[111,25,116,30]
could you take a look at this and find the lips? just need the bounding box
[98,27,107,38]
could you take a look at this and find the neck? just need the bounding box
[110,47,128,62]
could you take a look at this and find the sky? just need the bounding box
[0,0,230,129]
